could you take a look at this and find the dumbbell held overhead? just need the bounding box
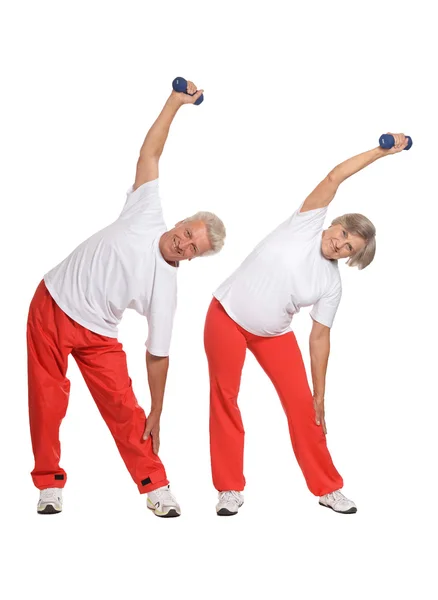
[379,133,413,150]
[172,77,204,105]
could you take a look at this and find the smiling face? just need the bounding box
[159,220,212,263]
[321,224,366,261]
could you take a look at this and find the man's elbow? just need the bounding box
[309,327,330,346]
[137,151,160,166]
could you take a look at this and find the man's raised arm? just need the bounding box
[134,81,204,190]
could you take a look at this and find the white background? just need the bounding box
[1,0,437,598]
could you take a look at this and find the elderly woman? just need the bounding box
[204,134,409,515]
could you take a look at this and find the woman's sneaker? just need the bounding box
[216,491,244,516]
[147,485,181,518]
[37,488,63,514]
[319,490,357,514]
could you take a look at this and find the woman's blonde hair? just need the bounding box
[331,213,376,270]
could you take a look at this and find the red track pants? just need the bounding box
[204,298,343,496]
[27,281,168,493]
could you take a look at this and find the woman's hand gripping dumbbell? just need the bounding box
[379,132,413,152]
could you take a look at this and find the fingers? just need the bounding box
[143,420,160,452]
[178,88,204,105]
[152,432,160,454]
[313,394,328,434]
[142,424,151,441]
[316,409,327,434]
[395,134,406,152]
[396,133,405,148]
[190,89,204,103]
[186,80,197,95]
[313,398,319,425]
[142,413,157,440]
[313,399,326,433]
[315,404,322,426]
[388,132,407,152]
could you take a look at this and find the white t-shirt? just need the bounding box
[214,204,342,335]
[44,179,177,356]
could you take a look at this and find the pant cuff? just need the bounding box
[314,479,344,497]
[32,471,67,490]
[137,469,169,494]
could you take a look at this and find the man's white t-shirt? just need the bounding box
[214,204,342,336]
[44,179,177,356]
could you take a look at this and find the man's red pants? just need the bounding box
[27,280,168,493]
[204,298,343,496]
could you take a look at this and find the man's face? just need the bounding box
[159,220,212,263]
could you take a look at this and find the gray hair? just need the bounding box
[331,213,376,270]
[183,211,226,256]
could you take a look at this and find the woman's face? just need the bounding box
[321,225,366,260]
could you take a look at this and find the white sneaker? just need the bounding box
[147,485,181,518]
[216,491,244,516]
[319,490,357,514]
[37,488,63,514]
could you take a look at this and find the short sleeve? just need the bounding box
[119,179,161,220]
[146,309,176,357]
[310,278,342,328]
[279,204,328,237]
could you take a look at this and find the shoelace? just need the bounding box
[220,491,241,504]
[40,489,60,503]
[327,490,347,505]
[155,487,177,505]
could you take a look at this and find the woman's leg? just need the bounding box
[204,299,247,491]
[72,332,168,494]
[249,331,343,496]
[27,281,73,490]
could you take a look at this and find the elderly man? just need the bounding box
[28,80,225,518]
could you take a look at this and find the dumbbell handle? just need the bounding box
[379,134,413,150]
[172,77,204,105]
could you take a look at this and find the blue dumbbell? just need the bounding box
[379,134,413,150]
[172,77,204,105]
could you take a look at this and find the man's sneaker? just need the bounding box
[319,490,357,514]
[37,488,63,514]
[216,491,244,516]
[147,485,181,518]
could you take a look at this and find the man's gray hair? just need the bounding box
[331,213,376,270]
[183,211,226,256]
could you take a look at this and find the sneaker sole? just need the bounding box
[147,506,181,518]
[38,504,62,515]
[216,508,239,516]
[319,502,357,514]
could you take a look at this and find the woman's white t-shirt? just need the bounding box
[44,179,177,356]
[214,204,342,336]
